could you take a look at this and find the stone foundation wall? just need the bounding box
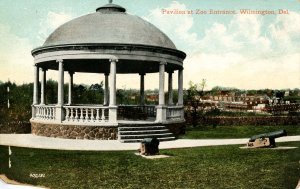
[31,122,118,140]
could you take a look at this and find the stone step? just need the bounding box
[119,133,174,140]
[118,126,166,131]
[118,124,175,143]
[118,123,159,127]
[119,129,170,135]
[120,136,176,143]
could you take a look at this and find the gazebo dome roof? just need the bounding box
[32,2,186,74]
[43,3,177,50]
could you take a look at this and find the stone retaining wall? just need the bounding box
[31,122,118,140]
[194,116,300,126]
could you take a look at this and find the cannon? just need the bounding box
[139,138,160,156]
[247,130,287,148]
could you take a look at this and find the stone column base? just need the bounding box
[109,106,118,123]
[155,105,167,123]
[55,106,64,123]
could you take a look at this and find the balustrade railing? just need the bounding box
[166,106,184,120]
[64,105,109,123]
[34,105,56,120]
[33,104,184,123]
[118,105,156,120]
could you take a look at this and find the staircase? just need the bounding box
[118,124,175,143]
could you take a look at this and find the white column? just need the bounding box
[32,64,39,119]
[178,68,183,106]
[109,59,117,106]
[140,73,145,105]
[33,65,39,105]
[168,71,173,105]
[159,62,165,105]
[40,68,46,105]
[109,58,117,123]
[56,59,64,122]
[156,62,167,122]
[103,73,109,106]
[57,60,64,106]
[68,71,74,105]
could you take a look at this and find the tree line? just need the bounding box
[0,80,299,129]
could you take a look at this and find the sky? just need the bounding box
[0,0,299,90]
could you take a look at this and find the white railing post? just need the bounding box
[50,108,53,119]
[65,108,70,120]
[75,108,79,121]
[101,109,105,122]
[91,109,95,121]
[96,109,100,121]
[61,105,108,123]
[70,108,74,120]
[33,105,56,120]
[45,108,49,119]
[85,108,89,122]
[80,108,84,121]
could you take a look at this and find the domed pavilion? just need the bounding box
[30,1,186,142]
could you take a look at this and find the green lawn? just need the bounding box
[0,142,299,189]
[181,125,300,139]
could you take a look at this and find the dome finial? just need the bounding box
[96,0,126,13]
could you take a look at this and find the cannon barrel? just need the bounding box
[249,130,287,142]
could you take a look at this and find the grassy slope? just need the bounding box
[181,125,300,139]
[0,142,299,189]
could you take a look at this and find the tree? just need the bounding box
[117,89,125,104]
[199,79,207,96]
[185,80,207,127]
[46,79,57,104]
[89,82,103,92]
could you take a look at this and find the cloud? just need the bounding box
[230,14,271,54]
[144,1,300,89]
[198,14,271,55]
[185,52,300,90]
[0,24,34,83]
[1,2,299,91]
[144,1,199,50]
[269,11,300,53]
[0,11,74,84]
[198,23,241,54]
[58,8,300,90]
[38,11,74,43]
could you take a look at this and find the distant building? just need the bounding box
[146,95,158,102]
[284,91,290,97]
